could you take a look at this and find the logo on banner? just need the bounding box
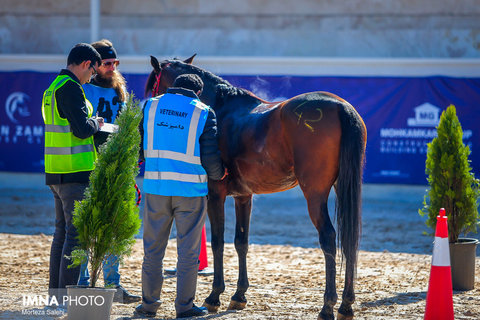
[1,91,42,145]
[376,101,473,180]
[5,92,30,123]
[407,102,440,127]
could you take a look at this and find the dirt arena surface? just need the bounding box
[0,173,479,319]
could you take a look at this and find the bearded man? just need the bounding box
[79,39,141,304]
[83,39,128,149]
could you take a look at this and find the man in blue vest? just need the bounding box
[135,74,226,318]
[78,39,141,304]
[42,43,103,301]
[83,39,127,149]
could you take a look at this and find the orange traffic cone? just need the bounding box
[424,208,454,320]
[198,224,208,271]
[164,224,210,276]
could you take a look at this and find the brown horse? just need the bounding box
[145,55,367,320]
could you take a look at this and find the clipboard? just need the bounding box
[100,123,119,133]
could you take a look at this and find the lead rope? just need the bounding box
[151,71,162,97]
[151,63,171,97]
[135,160,144,206]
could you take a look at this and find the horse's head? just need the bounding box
[144,54,197,98]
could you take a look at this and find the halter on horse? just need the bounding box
[145,55,367,320]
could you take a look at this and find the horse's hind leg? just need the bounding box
[228,194,252,310]
[203,183,227,312]
[337,246,355,320]
[302,190,337,320]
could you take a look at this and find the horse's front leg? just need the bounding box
[228,194,252,310]
[203,180,227,313]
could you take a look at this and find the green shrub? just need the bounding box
[419,104,480,243]
[69,94,142,287]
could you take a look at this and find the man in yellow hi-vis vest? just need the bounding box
[41,43,103,301]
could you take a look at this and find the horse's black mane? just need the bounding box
[169,59,226,86]
[169,60,263,109]
[214,84,259,109]
[146,58,263,108]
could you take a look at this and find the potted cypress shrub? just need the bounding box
[419,104,480,291]
[67,95,142,319]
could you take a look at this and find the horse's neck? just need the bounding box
[200,82,221,107]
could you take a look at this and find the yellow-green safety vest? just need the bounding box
[41,74,97,174]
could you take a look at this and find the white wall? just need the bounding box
[1,0,479,58]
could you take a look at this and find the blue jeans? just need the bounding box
[78,255,121,287]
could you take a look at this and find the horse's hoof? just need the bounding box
[317,312,334,320]
[227,300,246,310]
[337,303,354,320]
[337,312,354,320]
[318,305,335,320]
[202,302,220,313]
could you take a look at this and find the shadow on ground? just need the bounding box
[1,172,478,255]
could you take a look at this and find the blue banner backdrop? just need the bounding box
[1,71,479,184]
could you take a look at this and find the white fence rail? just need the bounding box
[1,55,479,77]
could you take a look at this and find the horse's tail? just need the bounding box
[336,102,366,267]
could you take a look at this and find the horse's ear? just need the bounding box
[184,54,197,64]
[150,55,161,72]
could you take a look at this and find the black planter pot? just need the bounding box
[66,285,116,320]
[449,237,479,291]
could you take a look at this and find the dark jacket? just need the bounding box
[140,87,225,181]
[45,69,101,185]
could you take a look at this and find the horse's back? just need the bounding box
[220,91,365,196]
[278,91,364,193]
[279,91,364,142]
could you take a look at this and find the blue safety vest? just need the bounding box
[143,93,210,197]
[83,83,125,123]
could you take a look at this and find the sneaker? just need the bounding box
[113,285,141,304]
[198,267,214,276]
[176,304,208,318]
[164,268,177,275]
[134,304,156,318]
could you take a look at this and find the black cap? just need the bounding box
[95,46,117,60]
[67,43,102,66]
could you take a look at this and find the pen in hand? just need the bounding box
[95,111,104,128]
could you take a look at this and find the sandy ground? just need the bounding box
[0,173,479,319]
